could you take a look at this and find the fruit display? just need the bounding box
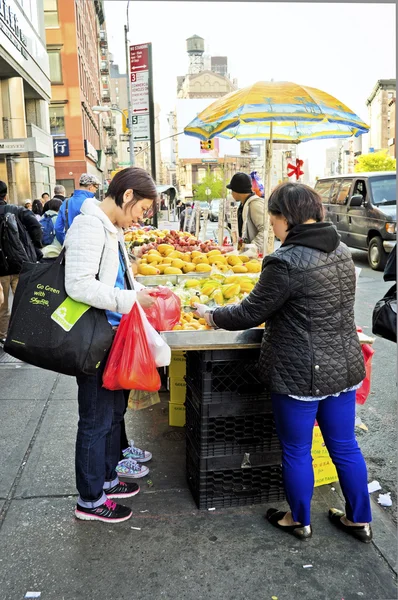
[167,274,260,309]
[137,247,262,277]
[124,228,234,256]
[172,311,213,331]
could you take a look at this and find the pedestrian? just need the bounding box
[64,167,158,523]
[41,192,50,205]
[24,200,32,211]
[40,199,62,262]
[195,182,372,543]
[54,174,101,245]
[52,184,66,202]
[180,203,196,234]
[226,172,265,253]
[0,181,43,345]
[32,199,43,221]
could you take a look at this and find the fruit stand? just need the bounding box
[125,227,374,510]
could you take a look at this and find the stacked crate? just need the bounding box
[184,349,284,509]
[168,351,187,427]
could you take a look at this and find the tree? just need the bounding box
[354,150,396,172]
[192,169,224,201]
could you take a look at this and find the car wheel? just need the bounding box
[368,236,388,271]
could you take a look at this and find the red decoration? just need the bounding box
[287,158,304,180]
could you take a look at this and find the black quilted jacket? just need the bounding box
[213,222,365,397]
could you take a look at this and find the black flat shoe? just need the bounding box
[328,509,373,543]
[266,508,312,541]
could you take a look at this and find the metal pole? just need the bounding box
[263,121,274,256]
[124,1,134,167]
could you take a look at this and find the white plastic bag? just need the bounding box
[136,302,171,367]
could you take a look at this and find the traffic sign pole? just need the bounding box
[125,20,134,166]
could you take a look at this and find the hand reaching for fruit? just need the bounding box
[194,303,210,319]
[137,289,157,309]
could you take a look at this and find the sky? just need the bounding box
[104,1,396,180]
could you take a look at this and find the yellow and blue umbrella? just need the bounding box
[184,81,369,142]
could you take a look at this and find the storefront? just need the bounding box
[0,0,55,204]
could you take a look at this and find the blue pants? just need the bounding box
[271,390,372,527]
[75,359,125,507]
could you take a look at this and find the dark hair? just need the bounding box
[32,199,43,216]
[268,182,324,230]
[41,192,49,199]
[0,180,7,199]
[43,199,62,213]
[106,167,158,214]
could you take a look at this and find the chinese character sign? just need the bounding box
[53,139,69,157]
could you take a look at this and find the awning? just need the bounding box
[156,185,177,201]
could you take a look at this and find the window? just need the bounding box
[56,179,74,197]
[315,180,334,203]
[44,0,59,27]
[369,176,396,206]
[49,104,65,136]
[332,179,352,205]
[42,166,51,196]
[48,50,62,83]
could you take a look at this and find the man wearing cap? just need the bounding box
[55,174,101,244]
[227,172,265,253]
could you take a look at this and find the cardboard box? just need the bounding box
[168,377,186,404]
[169,351,186,378]
[169,402,186,427]
[312,426,338,487]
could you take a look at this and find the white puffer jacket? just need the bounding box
[64,198,143,314]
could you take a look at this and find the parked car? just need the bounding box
[314,171,396,270]
[209,199,220,221]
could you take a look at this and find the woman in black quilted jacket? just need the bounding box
[195,182,372,543]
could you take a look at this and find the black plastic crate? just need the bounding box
[186,395,280,458]
[185,349,268,404]
[186,383,272,416]
[186,442,284,510]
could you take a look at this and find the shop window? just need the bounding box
[56,179,74,197]
[48,49,62,84]
[42,166,51,195]
[49,104,65,136]
[44,0,59,27]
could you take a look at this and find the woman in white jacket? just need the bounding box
[64,167,157,524]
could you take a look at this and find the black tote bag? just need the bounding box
[4,249,114,375]
[372,284,397,343]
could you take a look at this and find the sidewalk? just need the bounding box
[0,354,396,600]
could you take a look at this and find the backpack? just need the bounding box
[40,213,56,245]
[0,208,37,276]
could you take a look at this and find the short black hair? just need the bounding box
[43,199,62,213]
[41,192,50,198]
[106,167,158,212]
[268,182,324,230]
[0,180,7,199]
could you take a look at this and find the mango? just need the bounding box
[171,258,185,269]
[161,257,173,264]
[172,324,183,331]
[217,265,230,273]
[207,250,222,257]
[239,255,250,263]
[182,324,197,330]
[227,255,243,267]
[183,253,192,263]
[164,267,183,275]
[193,255,209,265]
[182,263,196,274]
[138,265,160,276]
[222,283,241,299]
[232,265,248,273]
[191,251,202,259]
[246,261,261,273]
[195,263,212,273]
[158,244,175,254]
[146,254,161,264]
[168,250,184,260]
[185,279,201,288]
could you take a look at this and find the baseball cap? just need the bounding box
[226,172,252,194]
[79,173,101,188]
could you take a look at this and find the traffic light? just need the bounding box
[200,140,214,151]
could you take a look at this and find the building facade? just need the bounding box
[45,0,114,196]
[366,79,396,156]
[0,0,55,204]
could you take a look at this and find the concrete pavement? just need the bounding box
[0,359,396,600]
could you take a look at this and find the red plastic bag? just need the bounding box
[143,286,181,331]
[356,343,374,405]
[103,303,161,392]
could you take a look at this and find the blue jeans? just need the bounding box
[271,390,372,527]
[75,359,125,507]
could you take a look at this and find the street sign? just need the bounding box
[130,44,148,74]
[202,158,217,163]
[132,114,150,141]
[130,44,150,114]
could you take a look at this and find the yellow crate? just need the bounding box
[169,351,186,378]
[169,402,186,427]
[312,426,338,487]
[168,377,186,404]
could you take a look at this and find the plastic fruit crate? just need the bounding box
[186,441,284,510]
[186,392,280,458]
[185,349,267,404]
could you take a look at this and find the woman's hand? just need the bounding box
[137,289,156,308]
[194,303,210,319]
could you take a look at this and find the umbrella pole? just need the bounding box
[263,122,275,256]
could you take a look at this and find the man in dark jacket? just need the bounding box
[52,184,66,202]
[195,182,372,543]
[55,174,100,244]
[0,181,43,343]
